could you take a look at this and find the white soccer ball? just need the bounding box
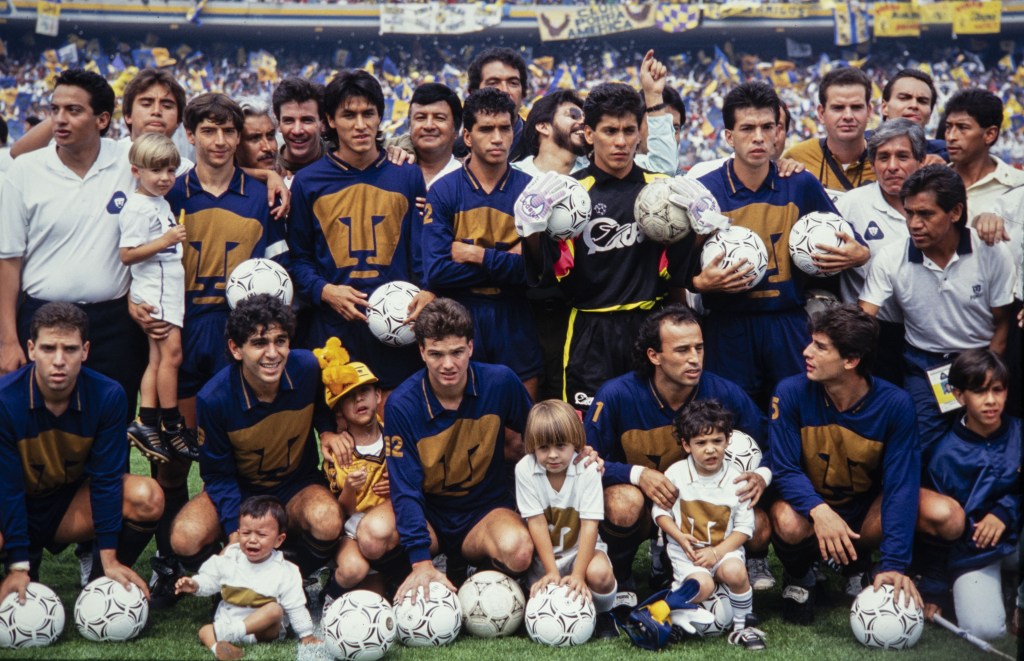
[366,281,420,347]
[74,577,148,642]
[457,570,526,638]
[322,590,396,660]
[700,226,769,289]
[0,582,65,649]
[691,584,734,637]
[789,211,855,276]
[634,177,692,244]
[725,430,762,472]
[524,583,595,647]
[225,258,294,309]
[850,584,924,650]
[394,581,462,647]
[547,175,592,241]
[804,288,840,318]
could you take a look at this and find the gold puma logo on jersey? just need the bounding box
[18,431,92,497]
[183,209,266,305]
[621,426,682,472]
[418,415,500,497]
[800,424,884,506]
[228,405,314,487]
[678,500,733,546]
[452,208,520,251]
[544,506,582,553]
[313,184,409,279]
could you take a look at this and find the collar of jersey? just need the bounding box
[46,138,120,180]
[28,365,84,413]
[686,454,729,486]
[819,375,875,414]
[907,226,972,264]
[586,161,645,185]
[725,159,778,195]
[645,375,699,415]
[953,415,1009,444]
[461,158,512,194]
[420,363,480,419]
[184,166,246,199]
[236,360,296,411]
[327,150,387,172]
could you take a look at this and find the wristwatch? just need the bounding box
[646,103,668,113]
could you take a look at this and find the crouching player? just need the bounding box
[175,496,318,660]
[922,350,1020,640]
[653,400,765,650]
[516,400,618,639]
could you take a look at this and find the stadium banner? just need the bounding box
[873,4,922,37]
[379,2,502,35]
[655,4,701,33]
[916,1,956,24]
[952,1,1001,34]
[536,4,657,42]
[35,0,59,36]
[833,3,870,46]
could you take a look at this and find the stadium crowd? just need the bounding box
[0,31,1020,660]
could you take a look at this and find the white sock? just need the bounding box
[592,581,617,613]
[213,619,246,643]
[209,643,219,655]
[726,586,753,630]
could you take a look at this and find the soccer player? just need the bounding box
[768,305,922,625]
[783,67,876,196]
[423,88,542,399]
[585,305,772,592]
[692,81,865,406]
[288,70,433,396]
[463,48,529,161]
[859,165,1014,455]
[272,77,327,180]
[235,96,278,172]
[0,302,162,604]
[167,295,343,599]
[383,298,534,597]
[408,83,462,189]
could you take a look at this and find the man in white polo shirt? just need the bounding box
[858,165,1015,458]
[836,119,925,386]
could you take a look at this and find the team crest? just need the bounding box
[106,191,128,214]
[865,221,883,240]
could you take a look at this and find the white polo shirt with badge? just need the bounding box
[860,228,1015,354]
[963,156,1024,218]
[0,139,135,303]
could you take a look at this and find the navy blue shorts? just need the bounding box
[429,493,517,560]
[179,311,231,398]
[308,309,421,391]
[461,296,543,381]
[27,481,84,554]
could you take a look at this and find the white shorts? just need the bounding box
[213,601,286,643]
[129,259,184,328]
[343,511,365,539]
[527,540,609,585]
[666,540,745,590]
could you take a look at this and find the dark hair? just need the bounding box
[30,301,89,343]
[808,304,879,377]
[779,100,792,134]
[948,349,1009,392]
[410,82,463,133]
[323,70,385,147]
[881,69,937,111]
[467,47,528,96]
[184,93,244,133]
[523,89,583,157]
[868,118,926,163]
[26,116,43,128]
[0,116,8,146]
[54,69,115,137]
[673,399,733,446]
[583,82,643,129]
[462,87,516,132]
[239,495,288,534]
[662,85,686,124]
[413,298,474,346]
[272,77,324,120]
[819,67,872,106]
[723,82,780,131]
[901,164,968,224]
[226,293,296,349]
[633,304,701,377]
[943,88,1003,136]
[122,68,186,127]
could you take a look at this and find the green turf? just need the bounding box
[1,449,1017,660]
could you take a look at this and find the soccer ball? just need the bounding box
[225,258,294,309]
[789,211,855,276]
[850,584,924,650]
[804,288,840,318]
[366,281,420,347]
[725,430,762,472]
[74,577,148,642]
[457,570,526,638]
[322,590,396,661]
[394,581,462,647]
[524,583,595,647]
[690,584,734,637]
[0,582,65,648]
[547,175,592,241]
[634,178,692,244]
[700,226,769,289]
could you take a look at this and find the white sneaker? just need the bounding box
[844,573,865,597]
[746,557,776,591]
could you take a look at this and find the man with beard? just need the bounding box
[515,89,587,177]
[235,96,279,171]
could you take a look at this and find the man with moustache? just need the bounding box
[408,83,463,189]
[235,96,279,171]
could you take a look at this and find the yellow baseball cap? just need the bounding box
[324,361,378,409]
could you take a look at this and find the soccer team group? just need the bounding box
[0,44,1020,658]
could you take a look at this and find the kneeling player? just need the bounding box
[516,400,618,638]
[0,302,162,603]
[654,400,765,650]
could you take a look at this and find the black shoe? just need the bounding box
[781,583,815,625]
[594,611,620,639]
[128,419,171,463]
[161,422,199,461]
[149,555,184,610]
[728,625,768,650]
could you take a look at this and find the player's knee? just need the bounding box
[496,528,533,573]
[770,502,810,544]
[334,556,368,588]
[718,559,748,590]
[748,512,772,552]
[124,477,164,521]
[693,572,716,600]
[170,517,206,557]
[604,486,644,527]
[586,558,616,593]
[306,500,343,541]
[356,520,396,559]
[919,495,964,540]
[262,602,284,622]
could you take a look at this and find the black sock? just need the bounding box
[324,575,347,601]
[771,533,818,587]
[746,546,769,560]
[911,534,952,600]
[367,545,412,579]
[600,518,649,583]
[156,482,189,558]
[292,531,337,576]
[480,557,527,579]
[160,407,183,428]
[178,542,221,573]
[139,407,159,427]
[118,518,159,569]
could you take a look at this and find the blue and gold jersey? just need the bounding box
[585,371,767,487]
[287,152,428,305]
[422,163,531,298]
[166,167,288,322]
[197,350,333,535]
[384,362,532,564]
[0,364,128,562]
[768,374,919,573]
[698,161,840,314]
